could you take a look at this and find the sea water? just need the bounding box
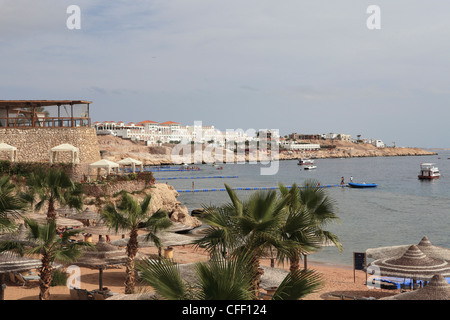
[152,151,450,267]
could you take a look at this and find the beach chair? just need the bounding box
[93,292,107,300]
[14,272,40,286]
[77,289,95,300]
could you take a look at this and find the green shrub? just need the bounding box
[51,268,68,287]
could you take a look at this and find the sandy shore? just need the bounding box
[2,241,400,301]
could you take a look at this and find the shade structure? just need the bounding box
[367,245,450,281]
[0,252,42,299]
[0,142,18,162]
[381,274,450,300]
[25,214,84,228]
[0,252,42,274]
[81,223,123,237]
[118,157,143,173]
[74,236,130,290]
[416,236,450,261]
[55,206,79,217]
[366,236,450,261]
[50,143,80,164]
[0,224,38,246]
[110,231,201,247]
[67,208,101,226]
[88,159,119,179]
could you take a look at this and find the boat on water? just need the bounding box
[348,182,377,188]
[298,158,314,165]
[418,163,440,180]
[304,165,317,170]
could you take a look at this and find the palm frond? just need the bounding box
[272,269,323,300]
[137,258,187,300]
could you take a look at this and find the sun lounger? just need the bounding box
[14,272,40,286]
[77,289,95,300]
[69,288,94,300]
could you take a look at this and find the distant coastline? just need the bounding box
[97,135,437,166]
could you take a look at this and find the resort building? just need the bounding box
[282,141,321,151]
[0,100,101,179]
[93,120,254,145]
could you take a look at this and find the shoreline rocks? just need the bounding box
[97,135,437,166]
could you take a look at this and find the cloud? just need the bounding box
[1,1,450,147]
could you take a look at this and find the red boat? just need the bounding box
[418,163,440,180]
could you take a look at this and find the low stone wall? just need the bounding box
[82,180,148,197]
[0,127,101,163]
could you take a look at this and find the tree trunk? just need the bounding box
[39,254,53,300]
[249,256,264,299]
[289,254,300,273]
[47,198,56,220]
[124,228,139,294]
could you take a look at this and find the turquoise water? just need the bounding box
[152,151,450,267]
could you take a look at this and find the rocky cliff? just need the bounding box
[83,183,202,228]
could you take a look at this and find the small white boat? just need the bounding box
[298,158,314,165]
[418,163,440,180]
[304,165,317,170]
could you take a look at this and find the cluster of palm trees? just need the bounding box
[0,166,342,301]
[136,180,343,300]
[0,168,171,300]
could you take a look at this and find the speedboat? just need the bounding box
[304,165,317,170]
[298,158,314,165]
[418,163,440,180]
[348,182,377,188]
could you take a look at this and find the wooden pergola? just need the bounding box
[0,100,92,128]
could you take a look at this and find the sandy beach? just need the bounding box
[2,241,400,301]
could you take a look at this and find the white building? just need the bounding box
[282,141,320,151]
[93,120,254,145]
[372,139,385,148]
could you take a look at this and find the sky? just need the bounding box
[1,1,449,148]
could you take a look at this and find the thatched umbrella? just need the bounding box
[366,236,450,261]
[81,222,125,239]
[381,274,450,300]
[24,214,84,228]
[367,245,450,284]
[0,252,43,300]
[110,231,200,248]
[55,207,79,217]
[67,208,101,227]
[0,224,38,246]
[73,236,130,291]
[167,222,194,233]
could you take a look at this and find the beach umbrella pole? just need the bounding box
[0,274,5,300]
[99,267,104,291]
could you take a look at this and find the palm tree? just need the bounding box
[138,252,255,300]
[101,191,172,294]
[194,184,294,296]
[0,218,92,300]
[278,180,342,272]
[22,168,83,220]
[136,251,323,300]
[0,175,27,232]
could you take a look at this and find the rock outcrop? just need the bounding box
[83,183,202,228]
